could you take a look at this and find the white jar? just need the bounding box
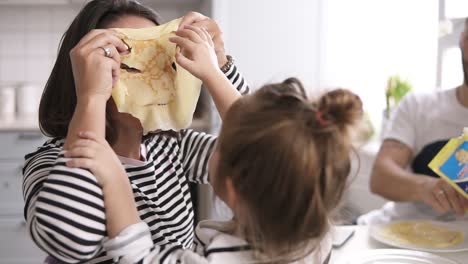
[16,83,40,117]
[0,86,16,120]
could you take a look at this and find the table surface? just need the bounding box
[331,225,468,263]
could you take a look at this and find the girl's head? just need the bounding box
[209,78,362,259]
[39,0,161,143]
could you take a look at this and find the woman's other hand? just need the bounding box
[70,29,128,103]
[65,131,127,187]
[170,25,221,82]
[179,11,228,67]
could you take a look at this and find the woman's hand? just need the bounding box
[179,11,228,67]
[70,29,128,103]
[65,131,127,187]
[418,177,468,216]
[170,25,221,82]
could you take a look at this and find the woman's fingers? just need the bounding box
[75,29,110,48]
[82,32,128,54]
[82,30,128,52]
[72,32,127,71]
[109,55,121,86]
[97,44,121,65]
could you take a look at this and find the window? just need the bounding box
[437,0,468,90]
[440,47,463,89]
[445,0,468,19]
[320,0,438,135]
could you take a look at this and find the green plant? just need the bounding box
[385,75,412,119]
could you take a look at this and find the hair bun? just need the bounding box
[317,89,363,130]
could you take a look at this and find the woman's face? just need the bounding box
[104,15,157,131]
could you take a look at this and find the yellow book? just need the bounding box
[428,128,468,200]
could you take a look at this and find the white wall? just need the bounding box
[0,5,78,88]
[213,0,439,133]
[320,0,439,133]
[0,3,194,89]
[212,0,322,91]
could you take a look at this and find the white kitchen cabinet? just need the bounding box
[0,131,47,263]
[0,0,68,4]
[0,217,46,264]
[0,162,24,216]
[70,0,201,5]
[0,132,45,159]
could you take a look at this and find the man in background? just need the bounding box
[358,18,468,224]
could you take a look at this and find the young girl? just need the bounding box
[22,0,248,263]
[74,24,363,263]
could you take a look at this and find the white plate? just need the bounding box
[370,221,468,253]
[336,249,460,264]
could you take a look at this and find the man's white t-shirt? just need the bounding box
[358,88,468,224]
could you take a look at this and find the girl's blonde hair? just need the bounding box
[215,78,363,262]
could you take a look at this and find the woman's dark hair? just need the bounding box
[39,0,161,143]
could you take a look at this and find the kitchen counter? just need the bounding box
[0,116,39,131]
[0,116,211,132]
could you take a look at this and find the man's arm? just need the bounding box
[370,139,467,215]
[370,139,424,201]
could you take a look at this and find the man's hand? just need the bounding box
[418,177,468,216]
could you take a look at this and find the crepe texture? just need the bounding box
[379,221,464,248]
[112,18,202,134]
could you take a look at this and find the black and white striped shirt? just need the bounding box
[22,66,249,264]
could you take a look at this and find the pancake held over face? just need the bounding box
[112,18,202,134]
[378,221,464,248]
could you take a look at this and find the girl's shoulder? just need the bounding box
[195,220,252,261]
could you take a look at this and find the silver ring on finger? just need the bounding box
[100,46,112,58]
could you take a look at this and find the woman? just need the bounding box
[22,0,249,263]
[83,29,363,262]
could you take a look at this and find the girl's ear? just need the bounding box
[224,177,237,210]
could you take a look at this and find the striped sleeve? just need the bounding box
[104,223,210,264]
[179,130,216,184]
[179,64,250,184]
[224,64,250,95]
[22,140,106,263]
